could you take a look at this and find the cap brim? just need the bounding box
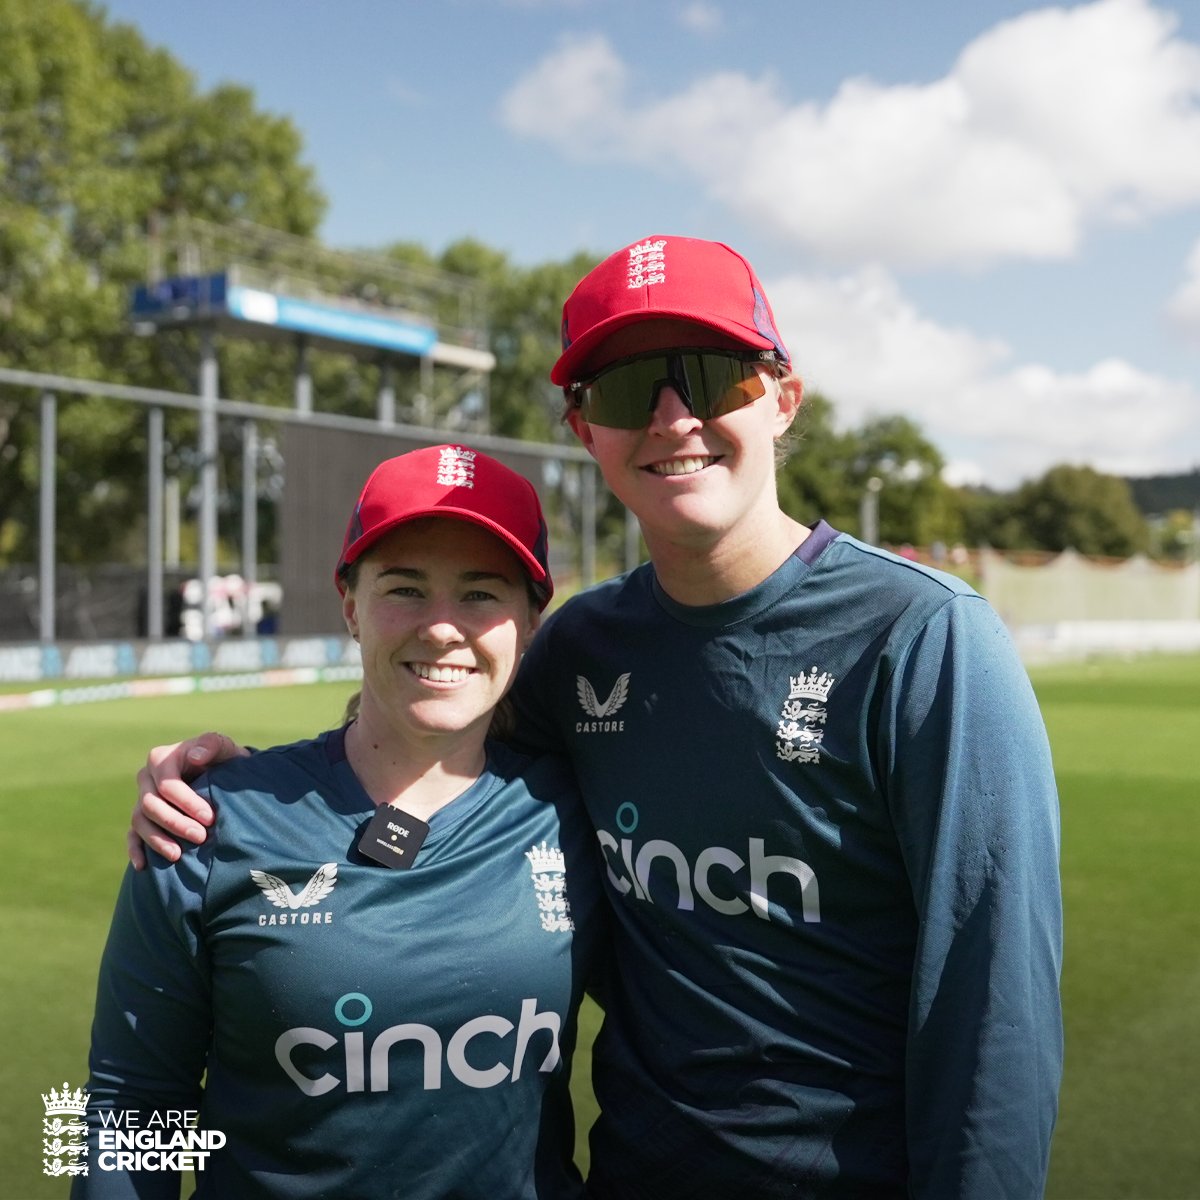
[551,308,778,385]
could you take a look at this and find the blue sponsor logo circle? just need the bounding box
[334,992,373,1027]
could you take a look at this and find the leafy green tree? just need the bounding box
[852,414,962,546]
[411,239,600,444]
[779,397,964,545]
[778,392,859,527]
[956,486,1004,548]
[986,464,1149,557]
[0,0,325,564]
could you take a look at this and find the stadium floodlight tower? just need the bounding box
[129,218,496,640]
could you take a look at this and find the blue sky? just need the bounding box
[98,0,1200,489]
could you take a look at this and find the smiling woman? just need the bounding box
[334,449,552,819]
[342,520,538,774]
[75,445,603,1200]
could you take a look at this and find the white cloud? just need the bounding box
[678,2,722,34]
[383,77,425,107]
[500,33,630,158]
[767,267,1010,422]
[497,3,1200,486]
[961,360,1199,484]
[1166,237,1200,339]
[500,0,1200,269]
[767,267,1200,485]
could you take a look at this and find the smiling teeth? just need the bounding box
[652,456,714,476]
[411,663,471,682]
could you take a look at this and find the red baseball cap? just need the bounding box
[335,444,553,609]
[551,235,790,385]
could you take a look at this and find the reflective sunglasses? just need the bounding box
[569,348,781,430]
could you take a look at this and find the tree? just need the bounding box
[777,392,859,528]
[0,0,325,564]
[411,239,600,444]
[851,414,963,546]
[779,396,964,545]
[1125,468,1200,517]
[986,464,1149,557]
[386,240,629,570]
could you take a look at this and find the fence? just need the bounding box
[5,358,1199,673]
[0,363,615,646]
[977,547,1200,661]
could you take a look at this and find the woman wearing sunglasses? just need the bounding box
[129,236,1061,1200]
[78,446,603,1199]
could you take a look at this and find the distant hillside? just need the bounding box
[1125,469,1200,516]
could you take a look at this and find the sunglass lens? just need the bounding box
[683,354,768,420]
[584,358,668,428]
[580,352,769,429]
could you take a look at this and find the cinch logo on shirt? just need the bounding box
[275,993,562,1095]
[575,671,630,734]
[251,863,337,926]
[595,819,820,924]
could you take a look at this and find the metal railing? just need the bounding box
[1,365,602,643]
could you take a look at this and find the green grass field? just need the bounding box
[2,655,1197,1198]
